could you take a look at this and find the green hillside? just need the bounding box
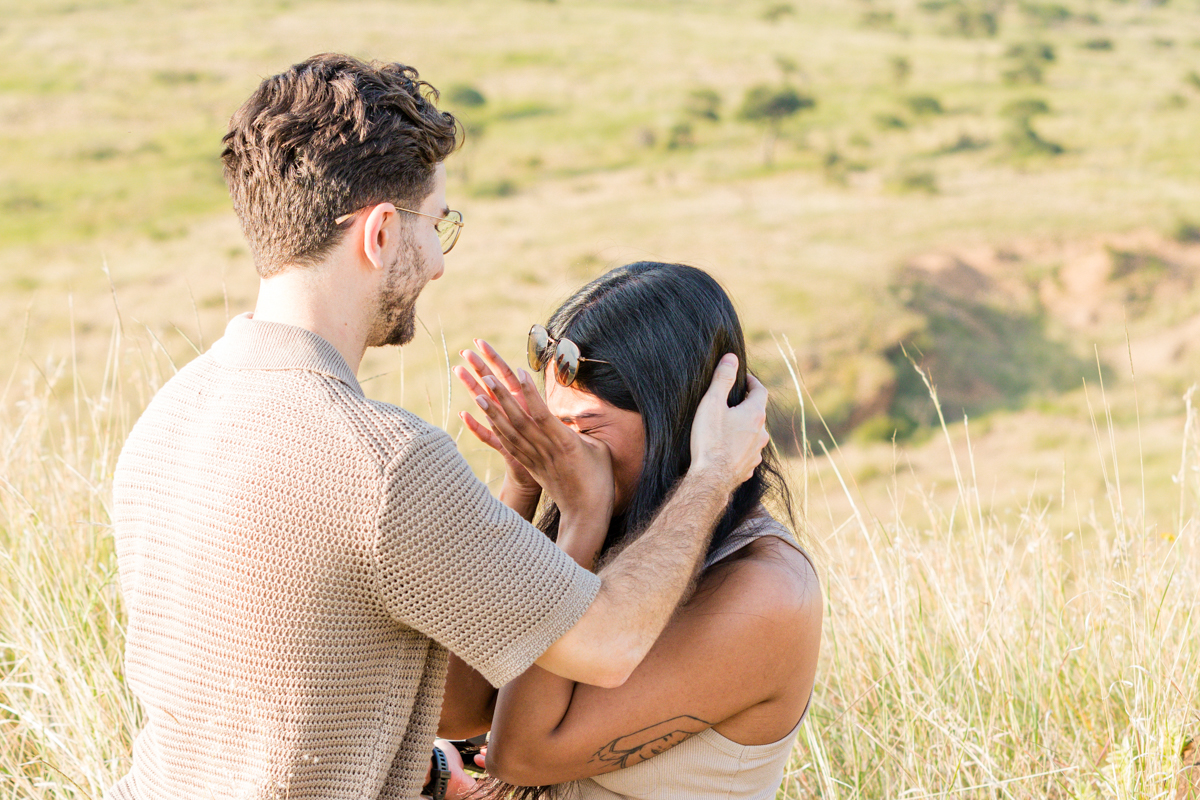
[3,2,1200,797]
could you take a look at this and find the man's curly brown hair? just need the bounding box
[221,53,460,277]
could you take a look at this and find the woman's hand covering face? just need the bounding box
[455,340,615,524]
[456,342,541,502]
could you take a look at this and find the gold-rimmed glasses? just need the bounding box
[527,324,610,387]
[334,205,464,254]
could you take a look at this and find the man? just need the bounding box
[107,53,769,800]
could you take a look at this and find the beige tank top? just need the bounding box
[566,515,813,800]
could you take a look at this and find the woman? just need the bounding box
[454,262,821,800]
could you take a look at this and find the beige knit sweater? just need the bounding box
[107,314,601,800]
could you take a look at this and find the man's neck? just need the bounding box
[252,262,372,373]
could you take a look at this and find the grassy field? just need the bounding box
[3,0,1200,796]
[2,338,1197,798]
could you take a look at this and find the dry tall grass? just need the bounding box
[782,360,1200,799]
[0,322,150,799]
[1,326,1197,799]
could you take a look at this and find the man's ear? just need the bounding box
[361,203,396,271]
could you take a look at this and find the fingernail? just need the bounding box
[475,395,489,410]
[459,349,467,358]
[482,375,498,390]
[518,368,531,384]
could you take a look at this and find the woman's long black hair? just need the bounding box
[475,263,799,800]
[475,262,796,800]
[535,261,796,564]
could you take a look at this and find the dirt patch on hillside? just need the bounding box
[772,231,1200,449]
[903,230,1200,372]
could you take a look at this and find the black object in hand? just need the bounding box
[449,734,488,773]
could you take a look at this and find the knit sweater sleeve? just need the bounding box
[374,429,602,688]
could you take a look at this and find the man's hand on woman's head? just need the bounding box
[688,354,770,493]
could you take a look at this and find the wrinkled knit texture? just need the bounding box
[107,314,601,800]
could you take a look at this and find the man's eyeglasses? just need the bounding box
[527,324,610,387]
[335,205,464,254]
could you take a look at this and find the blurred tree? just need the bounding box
[775,55,799,80]
[906,94,944,115]
[953,6,998,37]
[1000,97,1062,156]
[446,84,487,108]
[1174,219,1200,243]
[889,169,938,194]
[445,84,487,184]
[684,87,722,122]
[1003,42,1055,85]
[667,121,696,150]
[739,84,815,166]
[1000,97,1050,122]
[920,0,1001,38]
[890,55,912,85]
[1019,2,1073,27]
[821,148,868,185]
[762,3,794,23]
[1006,41,1056,63]
[874,112,908,130]
[1003,60,1044,84]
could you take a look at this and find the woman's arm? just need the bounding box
[485,540,822,787]
[439,653,497,739]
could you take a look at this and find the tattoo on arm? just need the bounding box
[589,715,712,770]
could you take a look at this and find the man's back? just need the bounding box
[109,315,599,800]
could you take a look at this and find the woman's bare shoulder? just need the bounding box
[695,534,822,622]
[693,533,822,740]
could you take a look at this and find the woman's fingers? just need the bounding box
[479,375,545,443]
[462,340,532,414]
[453,364,488,400]
[459,348,557,464]
[458,351,500,396]
[475,339,526,399]
[471,385,547,469]
[514,368,576,442]
[458,410,505,454]
[458,341,613,516]
[456,365,513,454]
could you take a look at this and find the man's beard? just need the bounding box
[370,235,424,348]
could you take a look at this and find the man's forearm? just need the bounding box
[592,467,730,658]
[537,466,731,687]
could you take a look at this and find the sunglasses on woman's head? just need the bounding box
[527,324,610,387]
